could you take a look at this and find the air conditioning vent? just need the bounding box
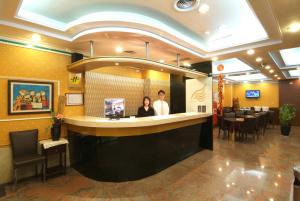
[174,0,199,12]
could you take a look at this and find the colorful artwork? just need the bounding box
[8,80,54,114]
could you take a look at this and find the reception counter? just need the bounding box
[65,112,213,182]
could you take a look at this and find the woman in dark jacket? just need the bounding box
[137,96,155,117]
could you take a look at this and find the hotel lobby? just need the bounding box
[0,0,300,200]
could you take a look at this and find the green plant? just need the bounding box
[279,104,296,126]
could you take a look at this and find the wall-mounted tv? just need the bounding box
[245,90,260,98]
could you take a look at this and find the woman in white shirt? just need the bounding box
[153,90,169,115]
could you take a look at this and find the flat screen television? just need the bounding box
[104,98,125,118]
[245,90,260,98]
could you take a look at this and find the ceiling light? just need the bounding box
[269,69,274,73]
[212,57,218,61]
[247,49,255,55]
[198,4,210,14]
[289,81,293,85]
[31,33,41,44]
[205,31,210,35]
[218,25,227,31]
[256,57,262,62]
[246,72,250,75]
[274,74,278,77]
[260,80,264,82]
[287,22,300,32]
[159,59,165,63]
[115,46,124,53]
[115,62,119,66]
[297,67,300,70]
[183,62,191,67]
[265,65,271,69]
[269,198,274,201]
[160,69,164,71]
[244,81,248,83]
[277,77,281,80]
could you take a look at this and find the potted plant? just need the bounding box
[51,112,64,141]
[279,104,296,136]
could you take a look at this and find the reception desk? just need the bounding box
[65,112,213,182]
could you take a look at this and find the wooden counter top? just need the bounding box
[64,112,212,128]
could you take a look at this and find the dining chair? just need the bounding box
[217,115,230,139]
[224,112,236,118]
[9,129,46,190]
[239,118,257,142]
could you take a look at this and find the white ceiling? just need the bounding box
[212,58,254,75]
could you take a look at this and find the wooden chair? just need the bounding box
[9,129,46,190]
[239,118,257,142]
[217,115,230,139]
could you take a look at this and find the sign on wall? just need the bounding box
[68,73,82,90]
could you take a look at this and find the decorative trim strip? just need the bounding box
[0,37,71,56]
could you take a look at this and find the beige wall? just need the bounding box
[213,82,279,108]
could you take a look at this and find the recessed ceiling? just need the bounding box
[279,47,300,66]
[0,0,280,58]
[289,70,300,77]
[212,58,254,75]
[226,73,267,82]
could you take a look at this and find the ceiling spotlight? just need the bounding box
[265,65,271,70]
[274,74,278,77]
[246,72,250,75]
[115,46,124,53]
[205,31,210,35]
[260,80,264,82]
[115,62,119,66]
[198,4,210,14]
[159,59,165,63]
[244,81,248,83]
[256,57,262,62]
[31,33,41,44]
[277,77,281,80]
[287,22,300,33]
[183,62,191,67]
[269,69,274,73]
[247,49,255,55]
[212,57,218,61]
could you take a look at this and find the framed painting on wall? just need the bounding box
[8,80,54,114]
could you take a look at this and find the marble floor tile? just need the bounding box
[1,126,299,201]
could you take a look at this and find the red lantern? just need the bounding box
[217,64,224,72]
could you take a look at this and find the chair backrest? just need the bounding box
[9,129,38,158]
[235,110,244,117]
[254,106,262,112]
[243,118,257,133]
[224,112,236,118]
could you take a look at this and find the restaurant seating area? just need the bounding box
[218,108,275,142]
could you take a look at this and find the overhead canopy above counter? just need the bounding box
[68,57,207,79]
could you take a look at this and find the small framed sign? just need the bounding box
[68,73,82,90]
[65,93,84,106]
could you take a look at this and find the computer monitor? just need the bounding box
[104,98,125,118]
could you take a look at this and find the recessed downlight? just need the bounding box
[287,22,300,33]
[31,33,41,44]
[265,65,271,70]
[277,77,281,80]
[247,49,255,55]
[115,46,123,53]
[198,4,209,14]
[274,74,278,77]
[212,57,218,61]
[159,59,165,63]
[256,57,262,62]
[205,31,210,35]
[183,62,191,67]
[269,69,274,73]
[115,62,119,66]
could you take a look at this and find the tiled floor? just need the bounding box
[1,126,300,201]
